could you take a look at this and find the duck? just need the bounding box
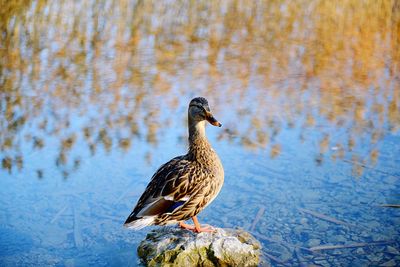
[124,97,224,233]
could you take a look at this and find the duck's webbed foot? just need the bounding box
[178,216,216,233]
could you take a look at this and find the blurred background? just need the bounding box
[1,0,399,266]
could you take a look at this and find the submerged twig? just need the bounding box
[380,204,400,208]
[293,248,308,267]
[298,208,354,227]
[343,159,399,178]
[53,191,87,198]
[114,182,143,204]
[115,186,134,204]
[50,205,68,224]
[255,233,315,254]
[264,252,290,266]
[97,213,122,222]
[73,204,84,248]
[250,207,265,232]
[310,241,394,252]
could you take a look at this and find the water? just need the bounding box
[1,0,399,266]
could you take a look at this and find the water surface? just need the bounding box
[1,1,400,266]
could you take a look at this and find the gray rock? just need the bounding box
[387,246,400,255]
[355,248,364,254]
[380,259,397,267]
[307,238,321,247]
[137,227,261,267]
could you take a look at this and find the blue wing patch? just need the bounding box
[165,201,186,213]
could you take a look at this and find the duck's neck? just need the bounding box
[188,119,212,160]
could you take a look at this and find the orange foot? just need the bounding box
[178,216,216,233]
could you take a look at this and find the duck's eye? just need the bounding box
[190,104,206,112]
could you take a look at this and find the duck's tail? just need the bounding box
[123,216,155,230]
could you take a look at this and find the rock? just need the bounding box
[355,248,364,254]
[350,258,369,266]
[387,246,400,255]
[307,238,321,247]
[333,234,346,243]
[380,259,397,267]
[137,227,261,267]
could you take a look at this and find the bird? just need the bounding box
[124,97,224,233]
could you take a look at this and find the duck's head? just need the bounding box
[188,97,222,127]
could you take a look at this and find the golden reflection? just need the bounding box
[0,0,399,178]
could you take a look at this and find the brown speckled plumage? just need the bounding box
[124,97,224,230]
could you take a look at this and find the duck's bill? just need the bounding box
[206,112,222,127]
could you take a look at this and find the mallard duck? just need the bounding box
[124,97,224,233]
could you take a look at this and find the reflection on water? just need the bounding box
[1,0,400,266]
[1,0,399,177]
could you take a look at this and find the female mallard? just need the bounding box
[124,97,224,233]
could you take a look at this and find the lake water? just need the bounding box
[1,1,399,266]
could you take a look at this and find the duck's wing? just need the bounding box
[124,156,194,225]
